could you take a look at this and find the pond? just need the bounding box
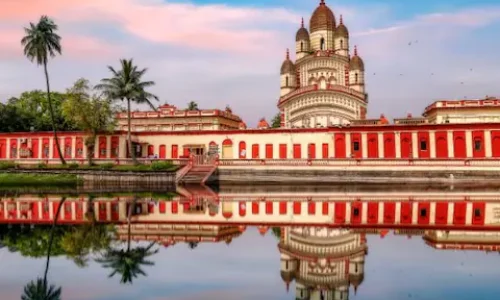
[1,184,500,300]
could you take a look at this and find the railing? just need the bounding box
[175,164,193,182]
[217,158,500,167]
[191,154,218,166]
[279,84,366,104]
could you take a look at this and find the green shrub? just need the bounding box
[0,161,16,170]
[150,161,174,171]
[37,162,48,169]
[99,163,114,170]
[68,163,79,169]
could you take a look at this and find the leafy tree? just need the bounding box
[187,101,199,111]
[0,103,31,132]
[95,59,158,164]
[96,197,159,284]
[21,15,66,164]
[62,78,116,165]
[271,113,281,128]
[272,227,281,240]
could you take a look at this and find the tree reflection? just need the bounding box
[21,197,66,300]
[188,242,198,249]
[96,197,159,284]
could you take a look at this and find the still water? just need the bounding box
[1,184,500,300]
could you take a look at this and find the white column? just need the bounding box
[429,131,436,158]
[378,203,384,223]
[106,136,112,159]
[465,202,473,225]
[465,130,473,158]
[6,138,10,159]
[395,132,401,158]
[430,202,436,224]
[361,132,367,159]
[485,130,492,157]
[411,132,418,158]
[395,202,401,223]
[49,138,54,159]
[411,202,418,225]
[378,132,384,158]
[447,131,454,158]
[71,137,76,159]
[345,133,351,157]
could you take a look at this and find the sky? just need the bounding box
[1,0,500,126]
[2,227,500,300]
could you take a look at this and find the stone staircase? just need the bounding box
[178,165,216,184]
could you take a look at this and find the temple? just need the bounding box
[1,1,500,164]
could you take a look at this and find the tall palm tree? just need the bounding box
[187,101,199,111]
[96,197,158,284]
[95,59,158,164]
[21,15,65,164]
[21,197,66,300]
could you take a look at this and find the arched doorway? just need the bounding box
[222,139,233,158]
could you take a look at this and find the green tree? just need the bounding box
[96,197,159,284]
[271,113,281,128]
[272,227,281,240]
[62,78,116,165]
[187,101,199,111]
[95,59,158,164]
[21,15,66,164]
[21,197,66,300]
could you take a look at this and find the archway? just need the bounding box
[222,139,234,159]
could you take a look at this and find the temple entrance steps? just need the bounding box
[176,154,217,184]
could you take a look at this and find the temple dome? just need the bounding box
[350,46,365,71]
[310,0,336,33]
[280,49,295,74]
[296,18,310,41]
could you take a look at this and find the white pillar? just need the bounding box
[429,131,436,158]
[447,131,454,158]
[378,132,384,158]
[361,132,368,159]
[485,130,492,157]
[465,130,472,158]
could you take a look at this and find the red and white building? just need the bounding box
[0,1,500,167]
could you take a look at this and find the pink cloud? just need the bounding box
[0,28,120,60]
[0,0,300,54]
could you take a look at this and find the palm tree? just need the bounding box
[96,197,158,284]
[21,16,65,164]
[21,197,66,300]
[95,59,158,164]
[187,101,199,111]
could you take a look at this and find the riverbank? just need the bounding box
[0,161,180,186]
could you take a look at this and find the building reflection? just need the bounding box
[278,226,367,300]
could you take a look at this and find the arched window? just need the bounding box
[320,37,325,50]
[355,73,358,83]
[285,76,289,86]
[340,39,344,49]
[300,41,303,51]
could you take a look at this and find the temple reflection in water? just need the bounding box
[279,226,366,300]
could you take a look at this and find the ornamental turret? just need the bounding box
[280,49,296,96]
[295,17,310,59]
[309,0,336,51]
[349,45,365,94]
[334,14,349,57]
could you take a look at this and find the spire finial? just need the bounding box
[286,282,290,292]
[286,48,289,60]
[354,45,358,56]
[301,17,304,28]
[320,0,325,5]
[340,14,343,24]
[354,286,358,295]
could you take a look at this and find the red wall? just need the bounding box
[367,133,378,158]
[308,143,316,159]
[492,130,500,157]
[322,143,329,158]
[64,137,72,158]
[75,137,83,158]
[111,136,119,158]
[171,145,178,158]
[251,144,259,158]
[31,138,39,158]
[159,145,166,158]
[42,138,50,158]
[279,144,287,159]
[400,132,412,158]
[265,144,273,159]
[0,139,5,158]
[334,133,346,158]
[435,131,448,158]
[239,141,246,158]
[293,144,301,158]
[417,131,430,158]
[10,139,17,158]
[453,131,466,158]
[383,133,396,158]
[472,130,485,158]
[98,136,107,158]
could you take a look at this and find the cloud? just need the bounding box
[1,0,500,125]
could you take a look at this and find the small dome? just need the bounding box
[257,118,270,129]
[280,49,295,74]
[310,0,336,33]
[350,46,364,71]
[296,17,310,41]
[334,15,348,38]
[280,270,295,282]
[239,121,247,129]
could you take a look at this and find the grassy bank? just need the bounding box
[0,173,80,186]
[0,161,178,172]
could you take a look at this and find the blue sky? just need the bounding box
[2,227,500,300]
[1,0,500,125]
